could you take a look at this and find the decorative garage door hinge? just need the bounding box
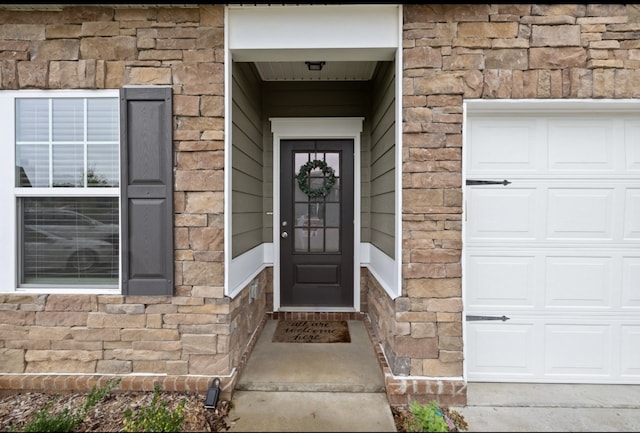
[466,315,511,321]
[466,179,512,186]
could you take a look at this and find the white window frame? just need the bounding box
[0,89,121,294]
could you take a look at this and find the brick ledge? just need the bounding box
[0,373,236,396]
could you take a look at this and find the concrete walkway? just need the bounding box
[455,382,640,432]
[227,390,395,432]
[226,319,396,432]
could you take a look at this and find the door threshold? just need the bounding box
[277,307,357,313]
[270,311,364,321]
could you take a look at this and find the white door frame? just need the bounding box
[270,117,363,312]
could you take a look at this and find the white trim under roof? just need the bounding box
[227,4,399,62]
[466,98,640,113]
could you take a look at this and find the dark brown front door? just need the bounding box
[280,139,354,308]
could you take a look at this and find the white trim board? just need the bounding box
[227,244,268,299]
[227,4,399,62]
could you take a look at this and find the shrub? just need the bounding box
[19,401,78,433]
[17,378,120,433]
[123,385,186,432]
[402,400,468,432]
[408,401,449,432]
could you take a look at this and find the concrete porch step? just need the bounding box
[235,319,387,394]
[234,380,386,393]
[228,319,396,431]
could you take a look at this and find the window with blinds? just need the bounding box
[15,95,120,287]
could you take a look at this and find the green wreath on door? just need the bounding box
[296,159,336,198]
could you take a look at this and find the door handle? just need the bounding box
[281,232,288,238]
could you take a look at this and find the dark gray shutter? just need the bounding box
[120,87,173,296]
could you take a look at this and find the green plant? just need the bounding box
[18,400,77,433]
[408,400,449,432]
[400,400,468,432]
[17,378,120,432]
[123,385,186,432]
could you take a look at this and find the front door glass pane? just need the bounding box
[293,151,341,253]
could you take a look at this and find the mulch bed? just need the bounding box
[0,390,232,432]
[0,389,462,432]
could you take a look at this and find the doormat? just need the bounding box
[272,320,351,343]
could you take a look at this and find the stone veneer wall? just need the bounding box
[0,5,268,399]
[365,3,640,407]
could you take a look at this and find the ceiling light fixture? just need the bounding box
[305,61,325,71]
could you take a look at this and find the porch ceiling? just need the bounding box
[252,60,378,81]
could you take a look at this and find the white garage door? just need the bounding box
[464,106,640,384]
